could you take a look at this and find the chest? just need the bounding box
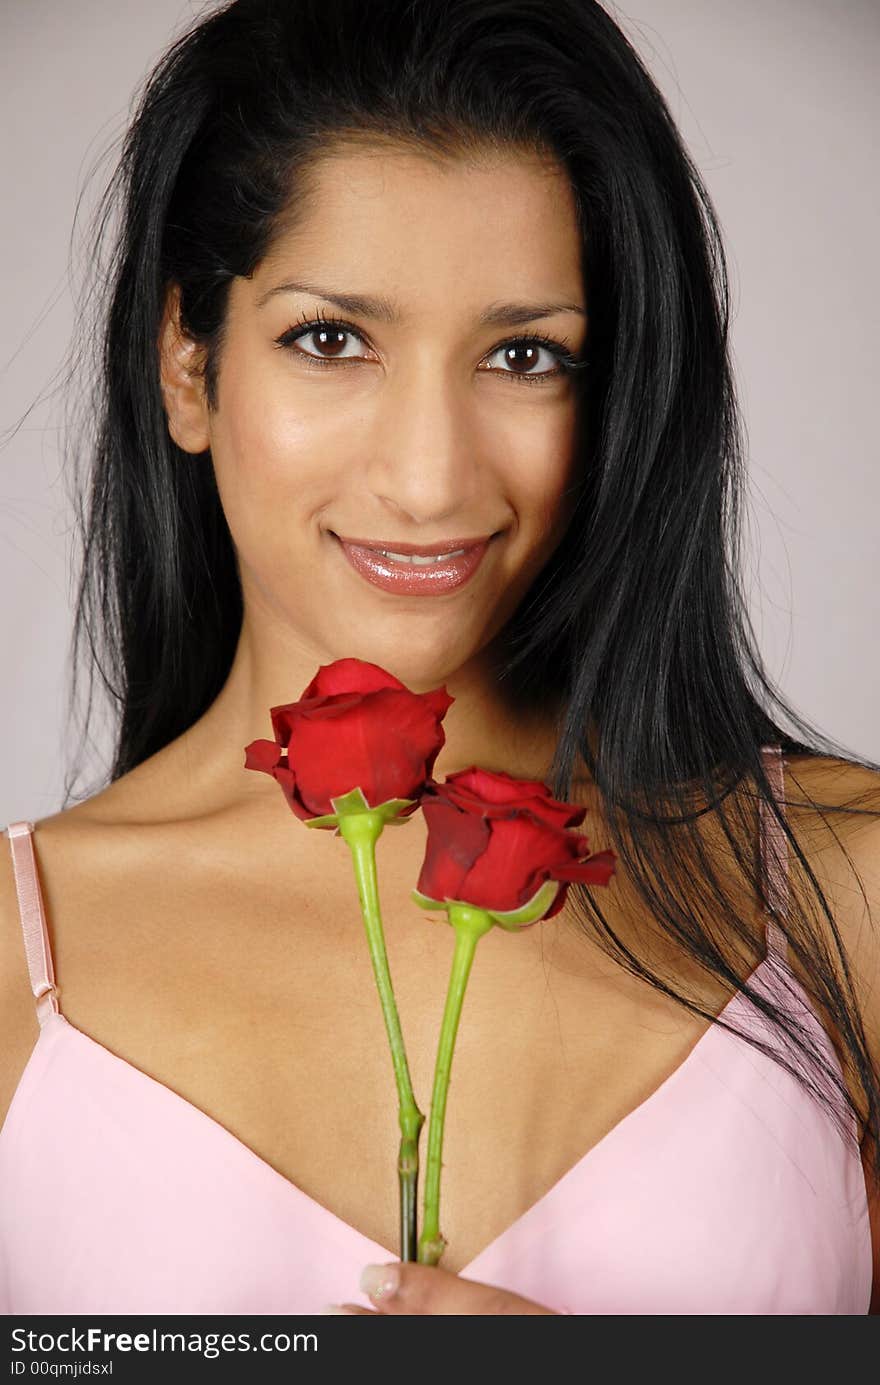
[42,831,762,1274]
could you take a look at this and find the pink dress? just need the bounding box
[0,746,872,1314]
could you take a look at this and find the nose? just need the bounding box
[362,352,482,526]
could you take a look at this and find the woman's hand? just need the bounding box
[321,1261,563,1315]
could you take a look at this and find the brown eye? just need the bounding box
[276,318,369,363]
[303,326,348,357]
[485,340,562,379]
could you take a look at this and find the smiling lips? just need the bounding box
[333,533,494,594]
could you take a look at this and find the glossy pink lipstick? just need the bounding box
[333,534,493,595]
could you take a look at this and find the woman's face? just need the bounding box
[164,143,587,694]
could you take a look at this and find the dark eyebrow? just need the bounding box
[255,278,586,326]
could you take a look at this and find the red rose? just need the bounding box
[415,766,616,922]
[244,658,453,823]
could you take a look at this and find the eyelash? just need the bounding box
[273,309,589,386]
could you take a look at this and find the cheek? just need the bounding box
[497,400,580,528]
[216,368,315,486]
[207,366,344,552]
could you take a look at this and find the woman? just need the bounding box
[1,0,878,1315]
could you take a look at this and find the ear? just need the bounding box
[158,283,212,454]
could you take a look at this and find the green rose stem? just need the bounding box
[334,807,426,1263]
[411,877,561,1267]
[417,902,494,1266]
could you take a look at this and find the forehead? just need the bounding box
[255,142,584,303]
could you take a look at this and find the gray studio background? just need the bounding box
[2,1,878,826]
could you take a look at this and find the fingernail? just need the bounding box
[359,1262,400,1300]
[319,1304,355,1314]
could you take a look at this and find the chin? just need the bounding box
[353,643,475,691]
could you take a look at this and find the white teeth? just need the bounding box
[379,548,467,564]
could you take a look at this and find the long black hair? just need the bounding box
[55,0,880,1187]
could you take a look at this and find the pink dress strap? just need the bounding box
[4,821,60,1026]
[758,744,790,962]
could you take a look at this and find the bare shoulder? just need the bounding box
[0,822,45,1131]
[783,750,880,831]
[782,753,880,1313]
[781,751,880,1053]
[783,752,880,951]
[0,791,132,1134]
